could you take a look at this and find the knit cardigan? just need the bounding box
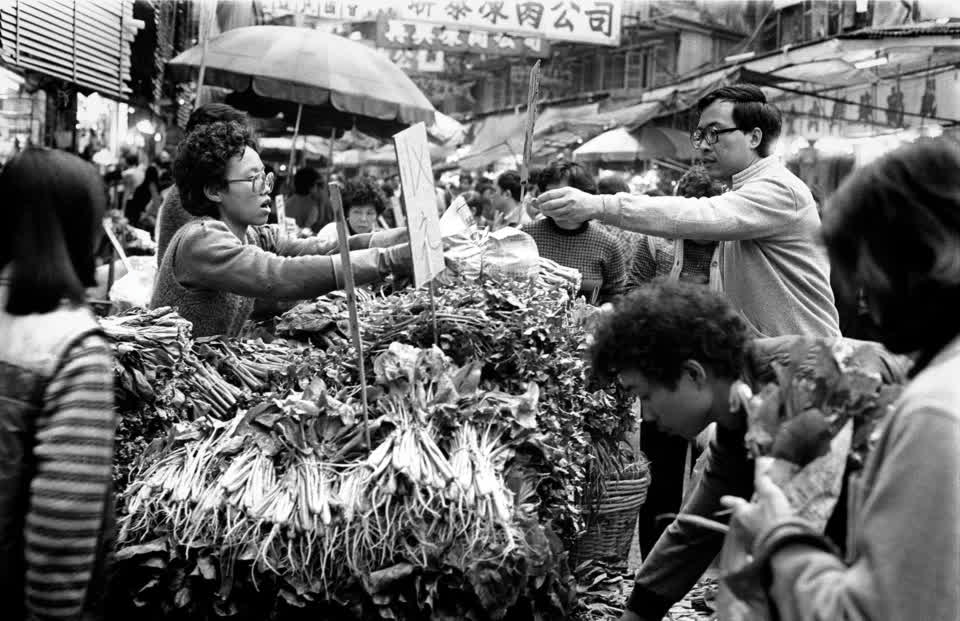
[150,218,399,337]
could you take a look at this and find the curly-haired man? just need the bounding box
[150,121,411,337]
[588,283,908,621]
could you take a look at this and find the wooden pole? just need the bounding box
[329,182,372,453]
[285,103,303,193]
[194,0,213,110]
[328,126,336,177]
[519,60,541,204]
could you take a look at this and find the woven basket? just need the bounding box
[572,459,651,564]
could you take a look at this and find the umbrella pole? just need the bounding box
[285,103,303,194]
[328,126,335,176]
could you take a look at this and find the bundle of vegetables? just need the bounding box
[736,340,903,501]
[194,337,298,393]
[717,341,904,620]
[276,278,634,546]
[113,343,576,620]
[105,309,327,493]
[101,306,192,407]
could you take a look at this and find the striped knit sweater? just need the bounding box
[0,284,116,620]
[27,334,116,619]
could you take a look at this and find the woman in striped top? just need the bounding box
[0,148,117,620]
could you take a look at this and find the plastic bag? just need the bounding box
[109,255,157,310]
[716,421,853,621]
[482,227,539,283]
[442,225,540,284]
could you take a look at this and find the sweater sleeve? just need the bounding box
[247,224,374,257]
[175,220,400,300]
[26,334,116,620]
[627,235,658,289]
[598,234,628,302]
[627,423,754,619]
[611,177,803,241]
[764,403,960,621]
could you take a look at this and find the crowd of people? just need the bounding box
[1,82,958,620]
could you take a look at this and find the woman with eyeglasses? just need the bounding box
[151,121,411,337]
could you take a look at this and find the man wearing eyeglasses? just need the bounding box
[538,85,839,340]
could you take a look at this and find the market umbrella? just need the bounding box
[168,25,436,175]
[573,126,696,163]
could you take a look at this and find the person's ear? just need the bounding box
[682,360,708,386]
[204,183,224,204]
[749,128,763,150]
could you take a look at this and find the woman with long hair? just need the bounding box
[721,138,960,621]
[0,148,117,620]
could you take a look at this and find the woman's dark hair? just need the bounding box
[341,176,387,215]
[538,161,597,194]
[0,148,106,314]
[675,166,724,198]
[293,167,320,195]
[697,84,782,157]
[496,170,522,202]
[822,138,960,364]
[588,281,749,387]
[143,164,160,186]
[459,190,491,220]
[185,103,249,133]
[174,121,257,218]
[597,174,630,195]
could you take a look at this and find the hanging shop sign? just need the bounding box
[774,68,958,141]
[411,76,477,104]
[393,0,622,46]
[376,19,550,58]
[381,48,447,73]
[266,0,377,20]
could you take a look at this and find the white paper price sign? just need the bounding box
[394,122,445,288]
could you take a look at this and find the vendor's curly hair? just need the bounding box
[341,176,387,215]
[174,120,257,218]
[588,282,748,387]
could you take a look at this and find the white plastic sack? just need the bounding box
[109,255,157,309]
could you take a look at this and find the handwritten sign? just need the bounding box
[377,19,550,58]
[394,122,445,287]
[394,0,622,46]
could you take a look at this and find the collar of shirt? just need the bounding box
[731,155,781,190]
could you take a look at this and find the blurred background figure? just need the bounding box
[317,176,389,244]
[284,167,323,233]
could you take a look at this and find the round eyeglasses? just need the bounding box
[690,126,740,147]
[226,170,275,195]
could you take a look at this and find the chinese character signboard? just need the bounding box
[393,0,622,46]
[380,48,447,73]
[377,19,549,57]
[267,0,375,20]
[394,123,445,287]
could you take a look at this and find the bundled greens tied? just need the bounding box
[115,343,578,619]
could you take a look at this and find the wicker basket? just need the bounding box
[572,459,651,565]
